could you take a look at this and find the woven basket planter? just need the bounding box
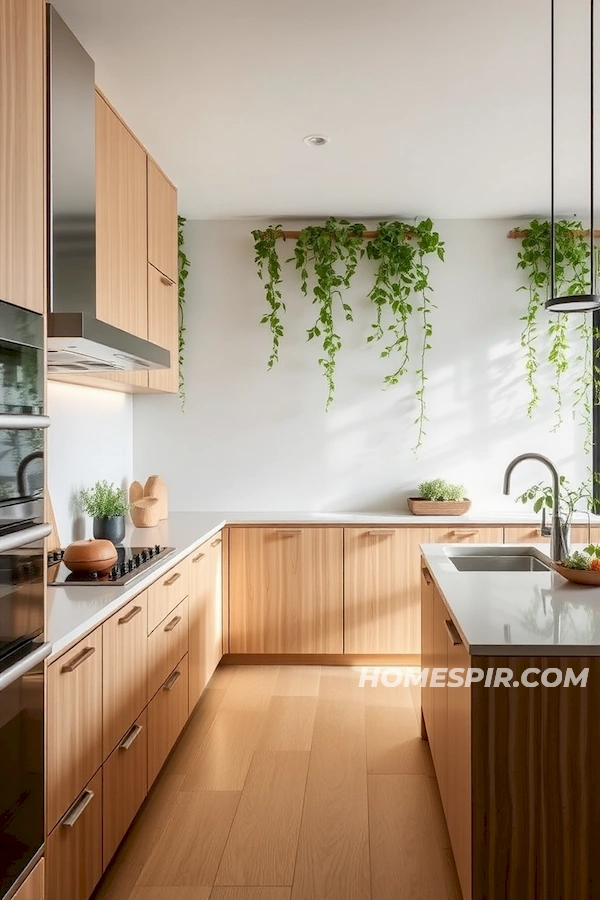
[407,498,472,516]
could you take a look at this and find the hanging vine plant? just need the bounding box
[516,218,593,434]
[178,215,191,409]
[251,217,445,449]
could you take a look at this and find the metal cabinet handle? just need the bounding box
[422,567,432,585]
[119,723,143,751]
[118,605,142,625]
[60,790,94,827]
[164,615,182,633]
[61,646,95,673]
[211,538,222,547]
[160,275,174,286]
[164,572,181,587]
[445,619,463,646]
[0,414,51,430]
[163,669,181,692]
[192,551,206,563]
[451,530,479,536]
[275,529,302,536]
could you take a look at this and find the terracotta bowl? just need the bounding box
[63,539,118,573]
[552,563,600,586]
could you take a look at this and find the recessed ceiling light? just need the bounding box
[303,134,330,147]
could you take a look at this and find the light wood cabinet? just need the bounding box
[446,628,472,900]
[505,524,600,545]
[96,92,148,341]
[46,769,103,900]
[344,527,428,654]
[431,585,448,809]
[102,592,148,757]
[0,0,45,314]
[430,525,504,544]
[148,655,189,787]
[148,263,178,393]
[147,559,189,634]
[188,534,224,712]
[229,527,344,654]
[420,562,434,738]
[46,629,103,831]
[11,860,44,900]
[103,709,148,867]
[147,157,178,282]
[148,597,188,700]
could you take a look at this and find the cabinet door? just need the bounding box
[46,769,103,900]
[188,534,223,712]
[148,263,178,393]
[229,527,344,653]
[431,526,504,544]
[504,526,550,544]
[420,561,434,739]
[11,860,44,900]
[103,709,148,867]
[102,593,148,757]
[96,92,148,341]
[344,527,429,654]
[446,630,472,900]
[0,0,45,313]
[147,559,189,633]
[431,587,448,810]
[148,597,188,700]
[148,655,189,787]
[46,630,103,831]
[147,157,178,282]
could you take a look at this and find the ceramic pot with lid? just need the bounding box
[63,539,118,573]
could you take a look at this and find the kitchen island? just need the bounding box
[420,542,600,900]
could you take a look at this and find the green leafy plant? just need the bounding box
[560,546,600,570]
[515,219,594,430]
[178,216,191,409]
[79,481,130,519]
[418,478,466,502]
[252,225,284,370]
[516,474,599,525]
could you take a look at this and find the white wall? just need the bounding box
[48,382,133,542]
[132,218,590,514]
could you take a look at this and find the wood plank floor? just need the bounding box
[93,665,462,900]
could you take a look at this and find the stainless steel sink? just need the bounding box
[448,555,551,572]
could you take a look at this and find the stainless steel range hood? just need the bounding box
[46,6,169,374]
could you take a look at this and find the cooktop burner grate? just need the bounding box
[47,545,175,586]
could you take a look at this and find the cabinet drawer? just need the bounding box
[46,630,103,831]
[11,860,44,900]
[147,561,189,634]
[103,709,148,867]
[430,526,504,544]
[148,596,188,700]
[148,654,188,787]
[103,592,148,756]
[46,769,103,900]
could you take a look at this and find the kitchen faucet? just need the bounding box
[503,453,569,562]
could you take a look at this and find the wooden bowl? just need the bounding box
[407,498,472,516]
[552,563,600,586]
[63,539,118,573]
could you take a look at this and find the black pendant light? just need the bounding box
[545,0,600,313]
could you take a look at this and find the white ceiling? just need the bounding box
[53,0,598,220]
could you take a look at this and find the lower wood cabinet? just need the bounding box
[46,629,103,831]
[147,597,188,699]
[103,710,148,867]
[46,769,103,900]
[11,860,44,900]
[505,524,600,545]
[188,533,223,712]
[148,654,189,786]
[430,525,504,544]
[229,527,344,653]
[147,559,189,634]
[431,585,449,805]
[420,563,434,737]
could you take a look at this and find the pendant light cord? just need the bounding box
[551,0,556,300]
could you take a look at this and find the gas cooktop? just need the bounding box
[47,544,175,586]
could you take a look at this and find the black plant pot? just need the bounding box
[93,515,125,545]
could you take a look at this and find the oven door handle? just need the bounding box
[0,642,52,691]
[0,414,51,430]
[0,523,51,554]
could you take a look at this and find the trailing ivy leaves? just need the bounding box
[292,218,365,407]
[178,215,190,409]
[252,225,284,370]
[516,219,592,428]
[366,219,444,451]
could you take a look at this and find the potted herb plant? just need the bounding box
[408,478,471,516]
[79,480,130,544]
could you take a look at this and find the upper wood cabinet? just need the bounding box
[46,629,103,832]
[148,263,178,393]
[344,527,428,654]
[96,92,148,339]
[188,533,224,712]
[148,158,178,283]
[229,527,344,654]
[0,0,45,313]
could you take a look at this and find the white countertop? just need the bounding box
[421,543,600,657]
